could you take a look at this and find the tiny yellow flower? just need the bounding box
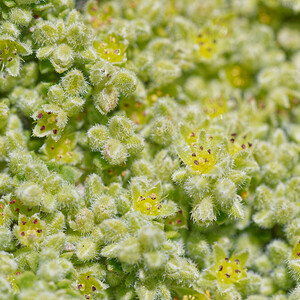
[203,97,227,118]
[94,34,127,64]
[178,130,217,174]
[214,255,247,285]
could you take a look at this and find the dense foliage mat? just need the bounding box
[0,0,300,299]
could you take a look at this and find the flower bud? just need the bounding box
[172,168,188,185]
[116,194,131,215]
[267,240,290,265]
[102,138,128,165]
[89,60,115,87]
[118,237,141,264]
[88,124,110,151]
[69,208,94,233]
[0,251,17,275]
[124,134,144,155]
[61,69,88,96]
[253,141,274,166]
[85,173,105,201]
[138,226,164,251]
[66,23,91,49]
[51,44,74,73]
[42,232,66,252]
[62,96,85,116]
[12,88,43,117]
[92,195,116,223]
[150,117,175,146]
[34,21,59,45]
[9,8,32,27]
[165,257,199,283]
[184,175,209,199]
[214,179,237,208]
[56,184,80,208]
[101,243,120,258]
[100,219,128,243]
[228,197,245,220]
[109,116,135,142]
[135,283,157,300]
[150,60,181,87]
[76,237,98,261]
[143,251,167,270]
[48,85,66,105]
[253,210,274,229]
[111,69,137,96]
[191,196,216,225]
[15,181,43,206]
[272,197,296,225]
[6,130,27,151]
[93,86,119,115]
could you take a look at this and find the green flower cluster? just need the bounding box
[1,0,300,299]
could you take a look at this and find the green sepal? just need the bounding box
[213,244,228,262]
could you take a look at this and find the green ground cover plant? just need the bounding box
[0,0,300,299]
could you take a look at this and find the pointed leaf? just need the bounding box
[147,182,162,198]
[15,42,32,56]
[131,181,142,201]
[197,129,209,149]
[101,243,120,258]
[6,56,20,77]
[157,202,177,218]
[36,46,54,60]
[213,244,227,262]
[231,250,249,266]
